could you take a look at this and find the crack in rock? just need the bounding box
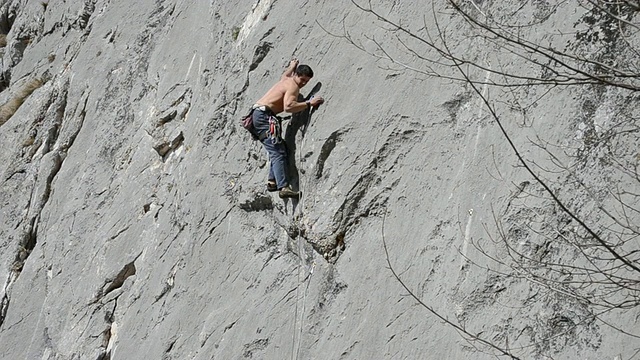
[74,0,98,31]
[153,131,185,161]
[315,129,343,179]
[0,80,77,329]
[154,261,180,303]
[96,299,118,360]
[242,338,269,359]
[157,88,192,126]
[0,291,9,327]
[249,41,272,72]
[94,258,138,302]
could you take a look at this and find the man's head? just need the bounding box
[294,64,314,88]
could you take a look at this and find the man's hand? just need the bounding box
[309,96,324,107]
[282,58,299,79]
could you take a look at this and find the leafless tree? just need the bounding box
[329,0,640,358]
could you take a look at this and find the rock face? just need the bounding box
[0,1,638,359]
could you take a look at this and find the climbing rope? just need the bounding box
[289,90,320,360]
[290,236,315,360]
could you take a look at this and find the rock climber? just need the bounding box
[252,58,324,198]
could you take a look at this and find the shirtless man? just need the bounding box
[252,59,324,198]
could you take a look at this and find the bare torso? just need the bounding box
[255,77,299,114]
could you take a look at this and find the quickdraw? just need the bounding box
[269,115,282,144]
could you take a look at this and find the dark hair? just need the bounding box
[295,64,314,78]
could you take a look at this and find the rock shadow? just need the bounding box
[282,82,322,211]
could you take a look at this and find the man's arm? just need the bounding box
[283,85,307,113]
[280,58,299,80]
[284,83,325,113]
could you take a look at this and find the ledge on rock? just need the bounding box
[238,192,273,212]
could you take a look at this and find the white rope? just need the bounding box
[295,260,315,360]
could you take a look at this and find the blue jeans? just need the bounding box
[253,108,288,189]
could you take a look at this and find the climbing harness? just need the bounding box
[241,105,291,142]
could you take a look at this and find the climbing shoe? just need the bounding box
[278,185,300,199]
[266,180,277,192]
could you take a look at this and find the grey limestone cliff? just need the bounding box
[0,1,639,359]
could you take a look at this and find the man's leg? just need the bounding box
[267,165,277,191]
[262,138,288,189]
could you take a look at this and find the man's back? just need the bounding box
[254,77,296,114]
